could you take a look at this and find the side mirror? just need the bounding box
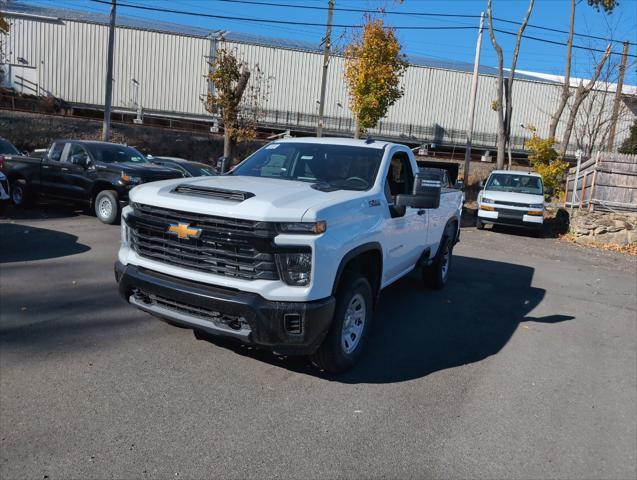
[479,180,484,188]
[395,171,441,209]
[72,156,90,168]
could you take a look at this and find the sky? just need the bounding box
[20,0,637,85]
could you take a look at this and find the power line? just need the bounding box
[213,0,478,19]
[210,0,636,46]
[493,16,637,47]
[492,28,637,58]
[88,0,476,30]
[86,0,637,58]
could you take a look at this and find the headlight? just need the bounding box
[276,251,312,286]
[481,197,495,204]
[529,203,544,209]
[121,172,142,184]
[278,221,327,234]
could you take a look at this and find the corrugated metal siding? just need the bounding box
[4,15,635,152]
[6,17,210,116]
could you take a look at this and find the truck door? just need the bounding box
[40,142,68,198]
[381,151,428,284]
[60,143,93,202]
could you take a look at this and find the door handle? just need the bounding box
[417,209,426,215]
[42,165,50,169]
[61,167,69,171]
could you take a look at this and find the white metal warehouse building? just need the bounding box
[2,1,635,154]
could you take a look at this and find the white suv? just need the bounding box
[477,170,545,233]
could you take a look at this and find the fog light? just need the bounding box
[276,251,312,286]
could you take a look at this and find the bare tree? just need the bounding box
[546,0,618,144]
[574,57,634,156]
[548,0,575,141]
[487,0,535,169]
[558,44,612,158]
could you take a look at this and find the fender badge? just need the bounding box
[369,199,381,207]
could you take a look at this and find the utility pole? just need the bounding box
[462,12,485,184]
[102,0,117,141]
[607,40,629,152]
[317,0,334,137]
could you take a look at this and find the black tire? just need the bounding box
[311,275,373,374]
[10,178,29,208]
[423,236,452,290]
[476,218,485,230]
[94,190,120,225]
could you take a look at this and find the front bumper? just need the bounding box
[115,262,335,355]
[478,208,543,228]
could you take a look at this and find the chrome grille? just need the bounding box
[129,203,279,280]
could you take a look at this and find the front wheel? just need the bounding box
[311,275,373,374]
[476,218,485,230]
[10,178,29,207]
[423,237,452,290]
[94,190,120,225]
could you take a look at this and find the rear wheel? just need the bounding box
[10,178,29,207]
[94,190,120,225]
[423,236,452,290]
[311,275,373,374]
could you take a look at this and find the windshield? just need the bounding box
[85,144,148,164]
[0,139,20,155]
[186,163,216,176]
[486,173,543,195]
[232,142,384,191]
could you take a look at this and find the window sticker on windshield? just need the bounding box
[300,155,314,160]
[265,144,280,150]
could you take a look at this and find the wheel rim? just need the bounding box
[341,293,366,354]
[441,244,451,281]
[12,186,23,204]
[98,197,113,219]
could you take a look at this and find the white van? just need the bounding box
[476,170,545,233]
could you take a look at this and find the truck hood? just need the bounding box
[129,175,365,222]
[481,190,544,205]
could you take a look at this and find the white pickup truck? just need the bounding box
[476,170,546,234]
[115,138,463,372]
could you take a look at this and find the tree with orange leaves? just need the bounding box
[344,18,407,139]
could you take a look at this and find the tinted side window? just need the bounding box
[386,153,414,197]
[49,143,65,162]
[67,144,88,164]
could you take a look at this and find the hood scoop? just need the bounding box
[310,181,340,192]
[171,184,255,202]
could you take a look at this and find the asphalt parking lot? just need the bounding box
[1,205,636,479]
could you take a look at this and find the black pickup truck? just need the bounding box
[2,140,183,224]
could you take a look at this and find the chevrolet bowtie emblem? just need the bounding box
[167,223,202,240]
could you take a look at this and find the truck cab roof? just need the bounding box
[274,137,393,150]
[490,169,541,178]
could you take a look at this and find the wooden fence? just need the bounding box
[565,152,637,212]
